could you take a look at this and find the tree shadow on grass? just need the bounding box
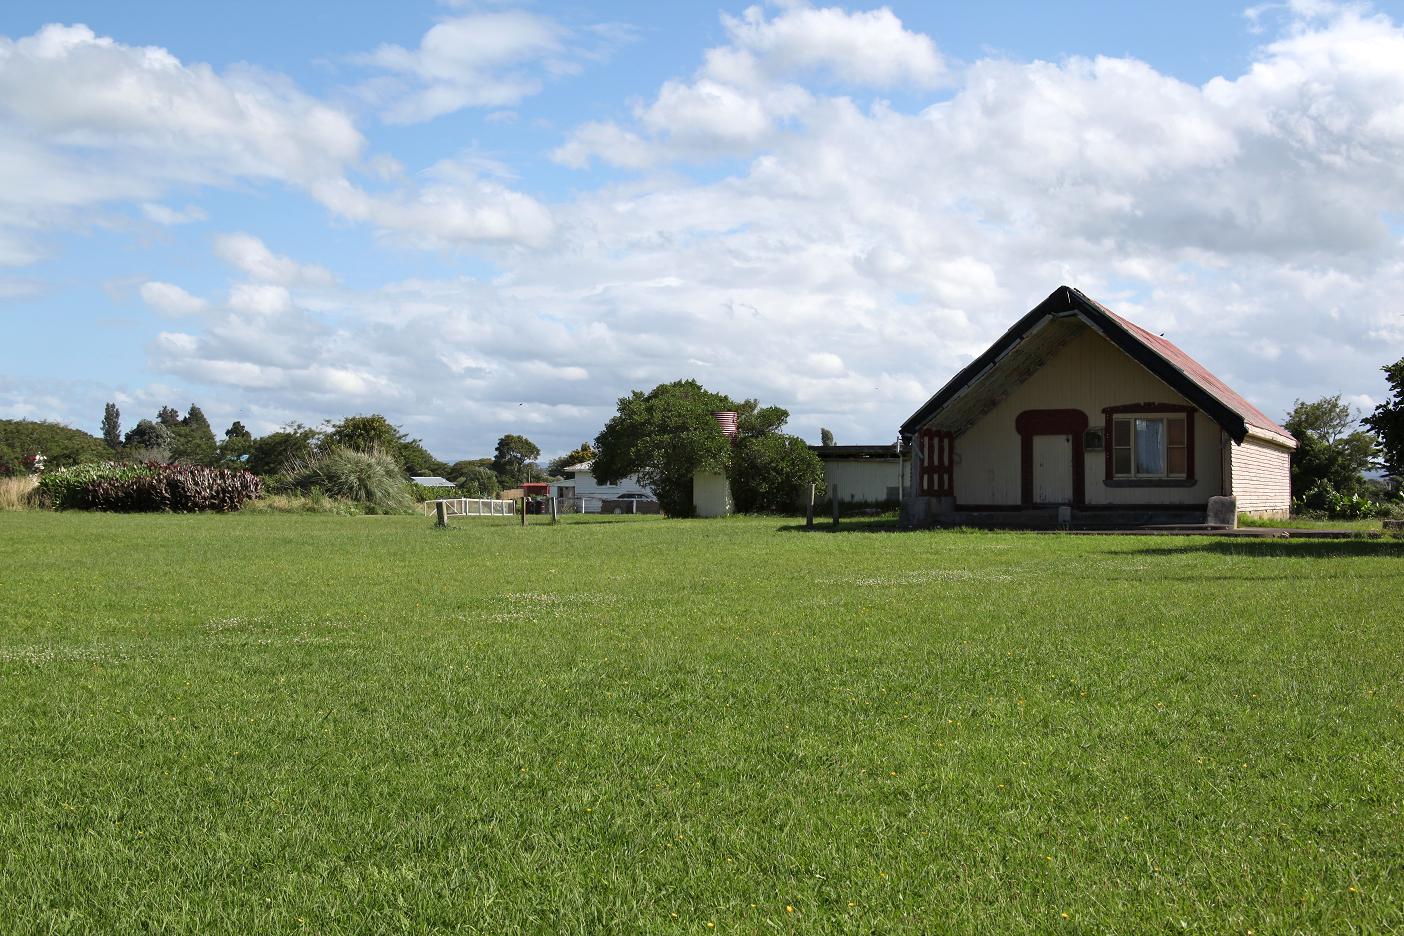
[1121,538,1404,560]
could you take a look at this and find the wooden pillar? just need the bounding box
[435,500,447,528]
[806,483,815,528]
[520,497,527,526]
[550,496,558,524]
[832,486,840,528]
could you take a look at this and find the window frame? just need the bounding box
[1101,404,1197,487]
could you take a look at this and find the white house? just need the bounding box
[901,286,1297,526]
[560,461,655,502]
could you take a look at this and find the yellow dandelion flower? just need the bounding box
[786,905,795,913]
[1061,912,1069,920]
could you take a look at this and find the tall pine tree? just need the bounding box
[101,402,122,450]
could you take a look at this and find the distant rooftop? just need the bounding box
[410,476,456,487]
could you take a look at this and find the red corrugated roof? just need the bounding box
[1088,297,1294,442]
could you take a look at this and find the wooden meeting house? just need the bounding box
[900,286,1296,527]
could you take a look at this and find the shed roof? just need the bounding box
[410,476,457,487]
[900,286,1295,448]
[809,444,901,460]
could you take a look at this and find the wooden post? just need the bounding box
[520,496,527,526]
[832,485,840,528]
[806,483,815,528]
[550,496,558,524]
[631,499,637,515]
[435,500,447,528]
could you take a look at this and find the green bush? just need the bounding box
[1294,480,1388,520]
[38,463,154,509]
[278,446,413,513]
[410,483,463,503]
[38,462,261,512]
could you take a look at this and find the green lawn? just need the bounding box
[2,512,1401,934]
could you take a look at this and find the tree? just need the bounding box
[451,464,501,497]
[730,431,825,513]
[102,403,122,450]
[123,419,173,456]
[156,406,181,428]
[323,414,404,454]
[0,419,110,476]
[322,414,446,477]
[247,424,320,476]
[492,434,543,486]
[1284,396,1378,498]
[593,380,737,517]
[820,427,835,447]
[170,404,218,465]
[225,421,252,441]
[547,442,596,477]
[1364,357,1404,480]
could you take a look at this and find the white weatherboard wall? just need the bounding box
[1228,435,1293,518]
[946,327,1222,506]
[568,468,653,500]
[693,471,734,517]
[824,459,903,502]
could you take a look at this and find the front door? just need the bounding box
[1032,434,1073,505]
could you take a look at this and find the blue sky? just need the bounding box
[2,1,1403,461]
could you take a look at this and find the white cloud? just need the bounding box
[721,4,947,88]
[141,202,206,226]
[308,159,555,249]
[214,233,335,286]
[139,281,208,316]
[352,11,632,124]
[0,23,554,262]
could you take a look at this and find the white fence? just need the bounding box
[423,497,517,518]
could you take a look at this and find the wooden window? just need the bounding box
[1111,414,1187,479]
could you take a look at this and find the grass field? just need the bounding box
[2,512,1401,933]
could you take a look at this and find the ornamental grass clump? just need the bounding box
[276,445,412,513]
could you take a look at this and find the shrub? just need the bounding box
[278,446,412,513]
[1294,480,1388,520]
[38,462,261,512]
[410,483,463,503]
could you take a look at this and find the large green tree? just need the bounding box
[170,404,218,465]
[730,431,825,513]
[123,418,173,455]
[1363,357,1404,481]
[247,424,320,476]
[592,380,736,516]
[492,434,543,487]
[1284,395,1378,498]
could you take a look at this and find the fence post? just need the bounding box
[832,485,840,528]
[520,497,527,526]
[806,483,815,528]
[435,500,447,528]
[550,496,558,524]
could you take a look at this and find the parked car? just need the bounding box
[600,493,661,515]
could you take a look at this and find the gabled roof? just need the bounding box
[410,475,456,487]
[900,286,1295,448]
